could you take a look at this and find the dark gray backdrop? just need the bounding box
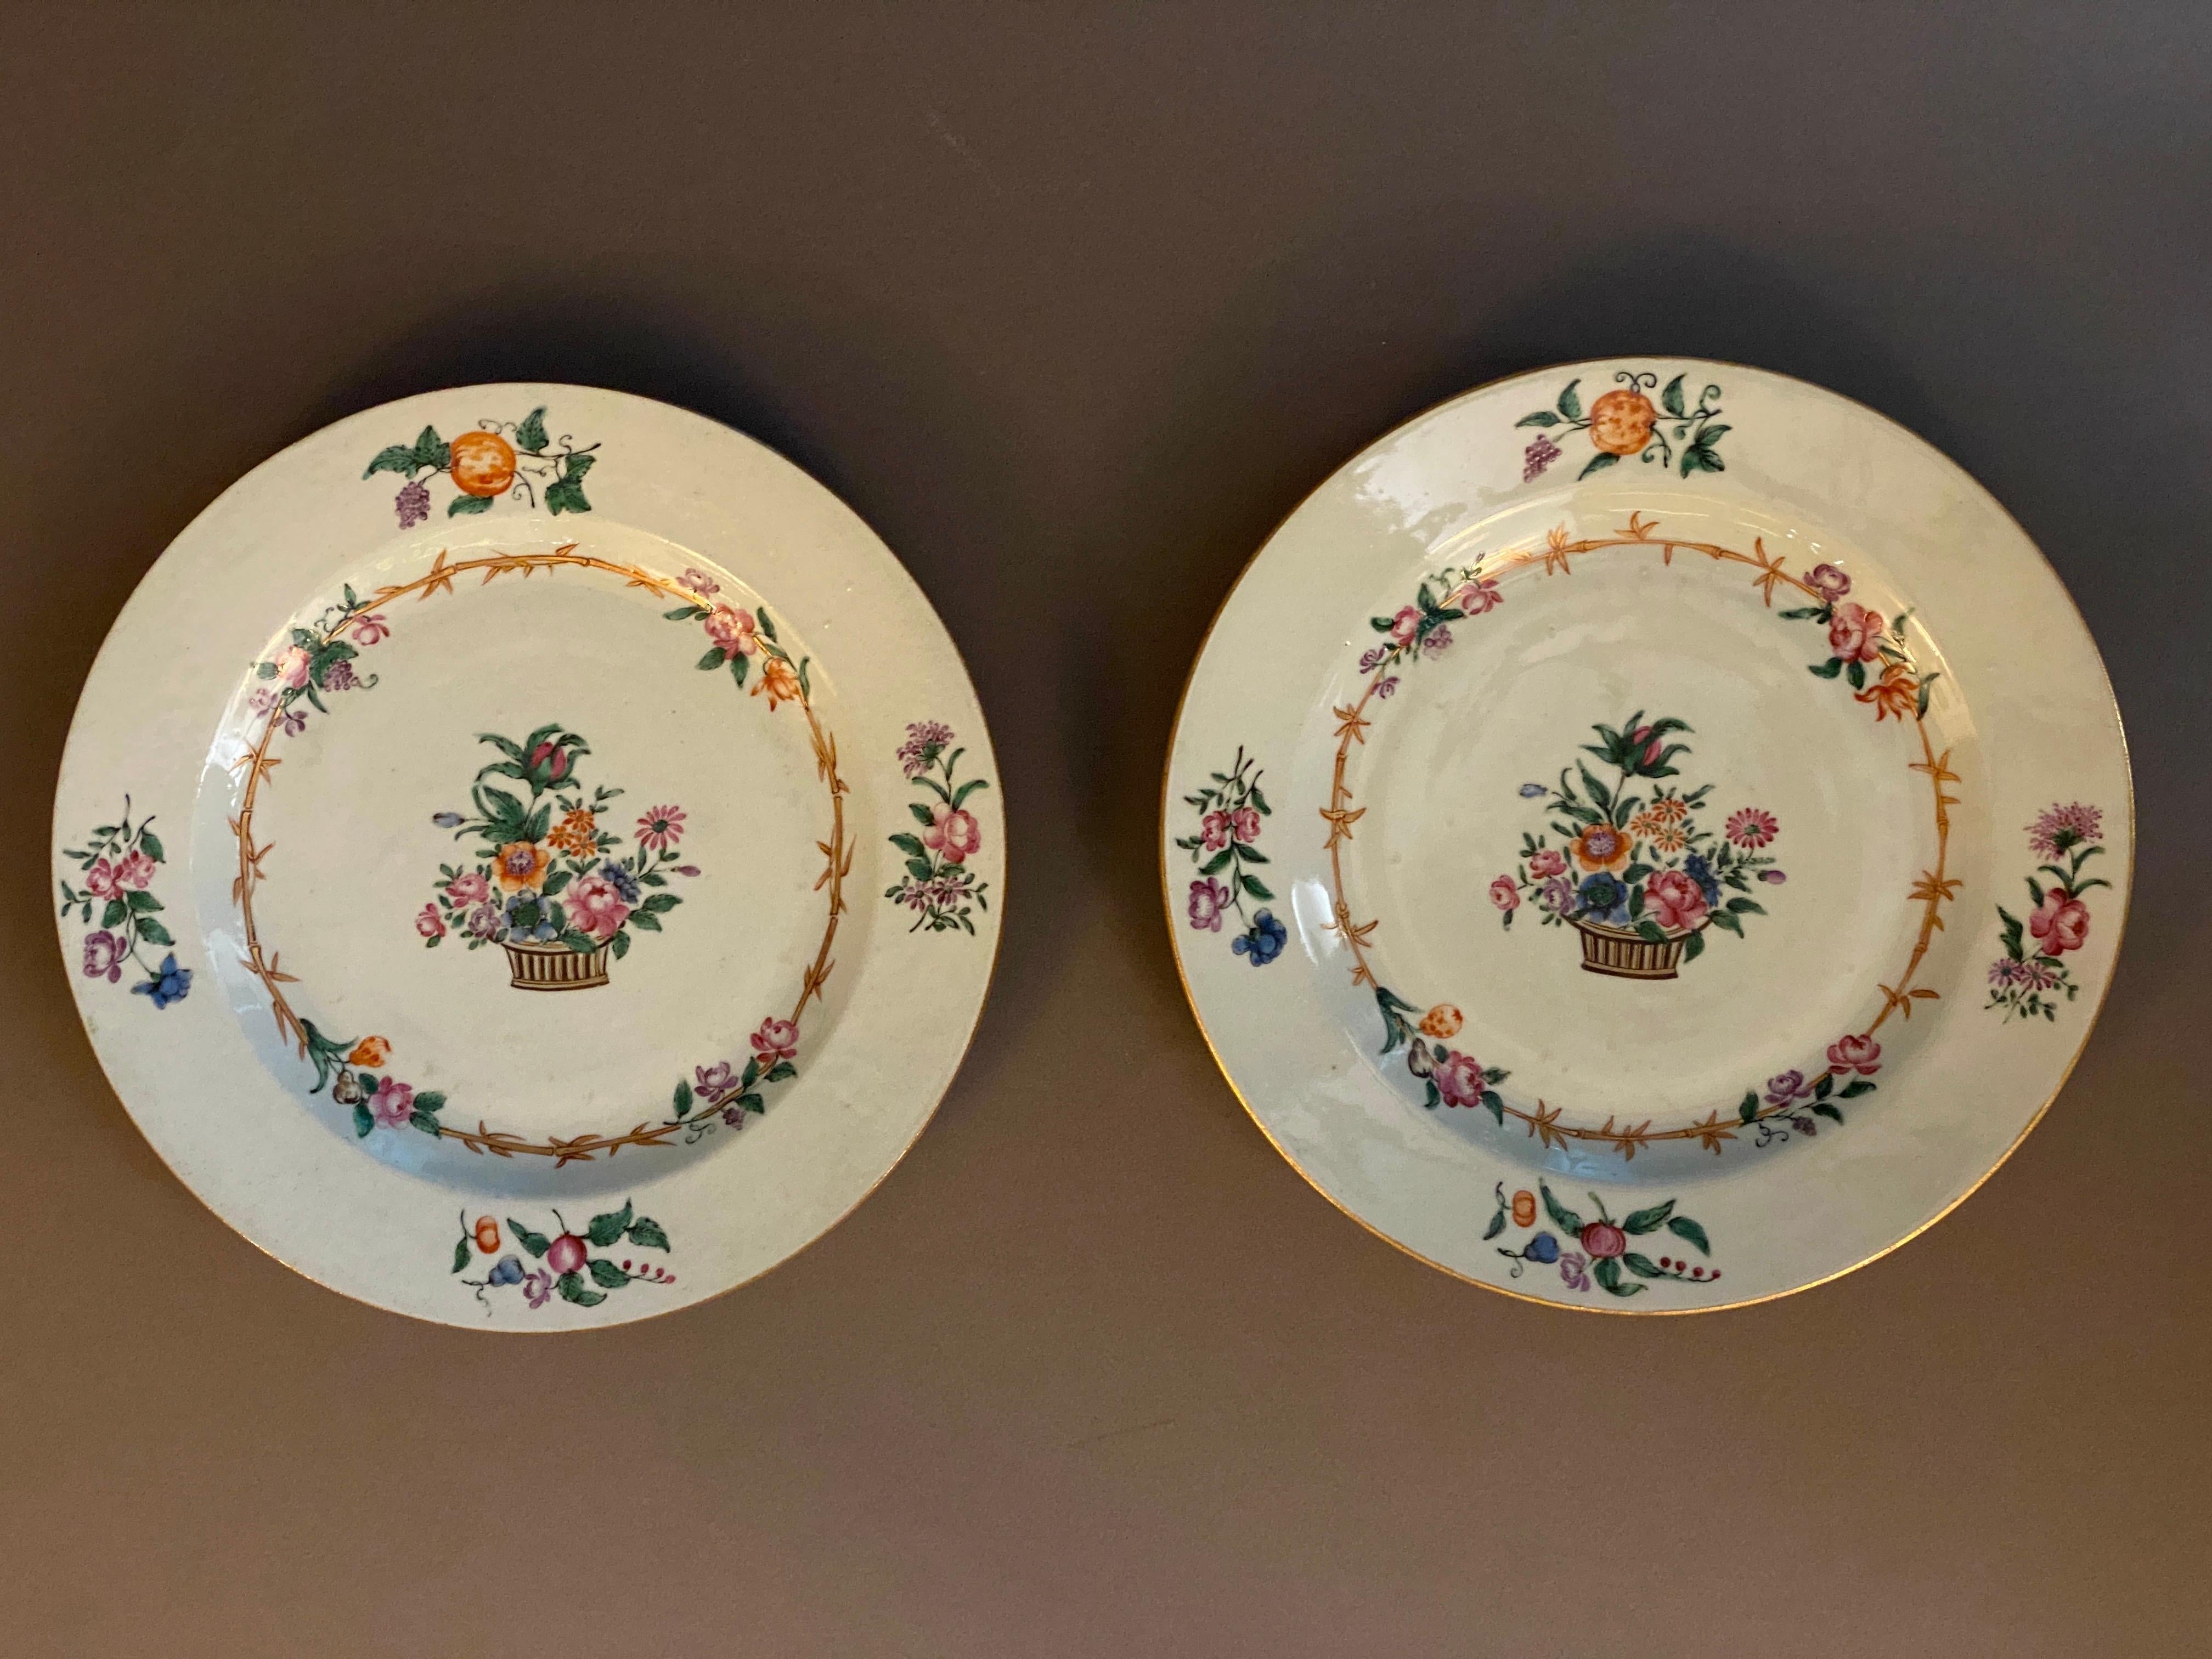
[3,5,2205,1654]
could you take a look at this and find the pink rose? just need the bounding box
[1386,606,1421,646]
[680,567,721,597]
[349,612,390,645]
[368,1076,415,1128]
[1807,563,1852,601]
[1579,1222,1627,1260]
[1187,878,1231,932]
[1488,876,1520,912]
[527,741,572,783]
[1644,869,1709,932]
[1200,810,1233,851]
[1827,1034,1882,1076]
[922,804,981,864]
[751,1018,799,1064]
[84,857,121,899]
[1432,1049,1487,1108]
[1451,576,1503,616]
[445,871,490,905]
[565,871,631,940]
[114,850,156,890]
[1230,806,1262,844]
[2028,890,2090,955]
[1827,602,1886,663]
[414,903,445,939]
[82,930,125,983]
[704,606,758,656]
[1527,848,1566,879]
[274,646,312,689]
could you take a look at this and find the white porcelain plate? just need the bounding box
[1164,360,2129,1311]
[55,385,1001,1328]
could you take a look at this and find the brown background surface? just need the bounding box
[3,5,2207,1655]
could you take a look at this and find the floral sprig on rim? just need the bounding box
[1516,371,1728,483]
[58,797,189,1008]
[1741,1035,1883,1144]
[1359,565,1502,674]
[423,724,693,962]
[661,571,810,712]
[669,1017,803,1144]
[1485,1182,1717,1297]
[1777,565,1942,724]
[247,584,390,742]
[1988,802,2108,1022]
[453,1201,672,1313]
[1177,746,1284,966]
[885,721,991,935]
[1491,711,1783,966]
[365,405,599,525]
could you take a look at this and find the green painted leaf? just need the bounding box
[1708,910,1743,936]
[755,606,778,642]
[1240,874,1273,901]
[1846,659,1866,690]
[910,802,936,826]
[588,1258,630,1289]
[627,1217,671,1251]
[353,1103,373,1138]
[1739,1091,1759,1123]
[544,477,589,515]
[364,443,417,478]
[101,898,127,929]
[1665,1216,1711,1255]
[137,828,165,862]
[413,1090,447,1115]
[1540,1183,1583,1235]
[1812,1102,1844,1122]
[907,857,935,879]
[1595,1257,1643,1296]
[673,1079,693,1116]
[557,1271,605,1307]
[411,426,448,471]
[1839,1079,1876,1099]
[507,1219,551,1258]
[564,453,595,482]
[1809,658,1845,679]
[697,647,727,670]
[126,889,162,913]
[1515,410,1560,427]
[640,892,679,913]
[1482,1090,1504,1124]
[766,1060,797,1083]
[448,493,494,516]
[1661,373,1686,417]
[1482,1206,1505,1240]
[1623,1252,1663,1279]
[452,1236,471,1273]
[1199,849,1233,876]
[410,1109,441,1136]
[586,1201,634,1247]
[559,929,598,954]
[515,407,548,453]
[730,654,748,687]
[889,833,926,856]
[1578,450,1620,480]
[1556,379,1583,421]
[608,929,630,959]
[1635,918,1668,945]
[136,918,174,946]
[1682,930,1705,961]
[628,910,662,932]
[1622,1199,1675,1235]
[1725,897,1764,916]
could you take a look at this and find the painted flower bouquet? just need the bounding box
[1492,711,1784,980]
[885,721,992,934]
[1177,746,1286,966]
[58,797,190,1009]
[1988,802,2109,1022]
[423,723,695,990]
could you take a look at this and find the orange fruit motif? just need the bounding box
[449,429,518,497]
[473,1216,500,1254]
[346,1035,391,1067]
[1511,1189,1538,1228]
[1419,1004,1463,1039]
[1588,388,1657,456]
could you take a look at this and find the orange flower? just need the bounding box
[548,808,597,859]
[1588,388,1656,456]
[346,1035,391,1067]
[1571,821,1632,872]
[1628,810,1660,842]
[1419,1004,1463,1039]
[1856,664,1918,723]
[1511,1189,1538,1228]
[1647,796,1689,825]
[753,655,802,711]
[493,839,552,893]
[449,429,517,498]
[472,1216,500,1254]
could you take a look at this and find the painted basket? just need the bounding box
[503,939,611,991]
[1571,917,1688,980]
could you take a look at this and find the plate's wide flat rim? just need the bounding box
[1159,354,2134,1314]
[54,381,1007,1330]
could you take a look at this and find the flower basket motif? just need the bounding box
[1492,710,1785,981]
[421,723,696,991]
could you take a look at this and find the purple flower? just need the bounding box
[1537,876,1576,914]
[82,930,125,983]
[1764,1069,1812,1106]
[2026,802,2102,858]
[720,1106,747,1129]
[1522,434,1562,482]
[1759,869,1787,884]
[679,567,720,597]
[249,686,278,718]
[1420,625,1453,656]
[279,707,308,737]
[673,865,700,877]
[896,720,955,778]
[1187,877,1232,932]
[1373,675,1400,699]
[1989,957,2026,987]
[1557,1250,1590,1291]
[695,1060,737,1099]
[464,902,504,940]
[1792,1115,1819,1137]
[1358,647,1389,673]
[522,1268,554,1309]
[2018,960,2062,990]
[323,659,359,691]
[395,478,431,528]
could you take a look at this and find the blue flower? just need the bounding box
[1576,872,1630,926]
[432,811,464,828]
[1524,1231,1560,1264]
[1684,850,1721,907]
[1231,908,1288,966]
[1518,782,1547,798]
[505,891,556,943]
[600,861,641,905]
[132,953,192,1008]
